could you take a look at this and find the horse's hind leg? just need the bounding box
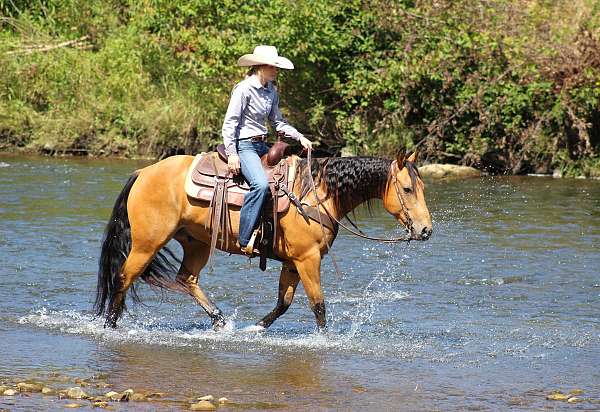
[105,245,158,328]
[256,262,300,329]
[175,239,226,329]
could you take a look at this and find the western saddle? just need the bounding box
[186,141,307,270]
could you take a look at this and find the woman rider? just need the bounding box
[222,45,313,255]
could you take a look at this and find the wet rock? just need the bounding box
[17,382,43,392]
[218,397,229,404]
[2,389,17,396]
[91,396,109,403]
[546,392,571,401]
[93,400,109,408]
[418,164,481,179]
[507,396,527,406]
[147,392,167,399]
[120,389,134,401]
[74,378,90,387]
[197,395,214,401]
[190,400,216,411]
[105,389,133,402]
[0,386,8,393]
[43,143,55,152]
[64,403,82,408]
[41,387,55,395]
[66,387,88,399]
[568,397,583,403]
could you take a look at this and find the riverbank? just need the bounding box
[2,149,600,180]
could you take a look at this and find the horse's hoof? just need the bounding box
[104,320,117,329]
[212,318,226,331]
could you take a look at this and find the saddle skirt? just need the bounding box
[185,152,298,212]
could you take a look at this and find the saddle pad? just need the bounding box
[185,153,298,213]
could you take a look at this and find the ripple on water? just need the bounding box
[455,275,525,286]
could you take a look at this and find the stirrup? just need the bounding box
[240,229,260,256]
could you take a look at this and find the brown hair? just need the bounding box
[246,66,258,78]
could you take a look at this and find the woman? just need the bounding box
[222,45,313,255]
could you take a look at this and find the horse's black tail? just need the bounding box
[94,172,181,319]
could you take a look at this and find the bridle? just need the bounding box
[390,160,415,237]
[306,151,414,243]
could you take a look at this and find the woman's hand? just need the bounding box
[228,154,240,175]
[299,136,313,151]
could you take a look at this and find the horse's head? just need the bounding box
[383,151,432,241]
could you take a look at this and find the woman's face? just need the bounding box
[261,65,278,82]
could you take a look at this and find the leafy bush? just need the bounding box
[0,0,598,176]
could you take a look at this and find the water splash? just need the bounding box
[18,306,426,359]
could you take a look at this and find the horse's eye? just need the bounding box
[403,187,412,194]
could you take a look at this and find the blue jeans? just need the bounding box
[237,139,269,247]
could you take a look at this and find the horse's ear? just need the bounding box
[407,151,417,163]
[396,151,406,169]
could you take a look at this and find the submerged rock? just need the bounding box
[41,387,55,395]
[93,400,110,408]
[17,382,43,392]
[546,392,571,401]
[418,164,481,179]
[64,403,82,408]
[569,389,584,395]
[146,392,167,399]
[190,400,216,411]
[130,393,147,402]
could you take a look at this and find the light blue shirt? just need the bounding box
[221,74,303,156]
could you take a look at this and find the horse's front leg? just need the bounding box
[175,240,226,329]
[293,253,326,330]
[256,262,300,329]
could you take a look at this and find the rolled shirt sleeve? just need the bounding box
[221,85,247,156]
[268,91,303,141]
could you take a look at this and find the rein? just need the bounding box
[305,151,412,243]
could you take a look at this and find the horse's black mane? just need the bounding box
[298,156,393,213]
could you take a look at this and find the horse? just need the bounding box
[95,151,432,330]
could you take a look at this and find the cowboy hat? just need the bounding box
[237,45,294,70]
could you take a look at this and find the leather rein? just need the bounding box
[305,149,413,243]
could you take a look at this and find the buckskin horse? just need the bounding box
[95,151,432,330]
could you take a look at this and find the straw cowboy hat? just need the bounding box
[237,45,294,70]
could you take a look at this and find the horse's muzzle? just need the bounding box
[411,226,432,241]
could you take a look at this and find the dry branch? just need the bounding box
[5,35,91,55]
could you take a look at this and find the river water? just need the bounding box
[1,154,599,411]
